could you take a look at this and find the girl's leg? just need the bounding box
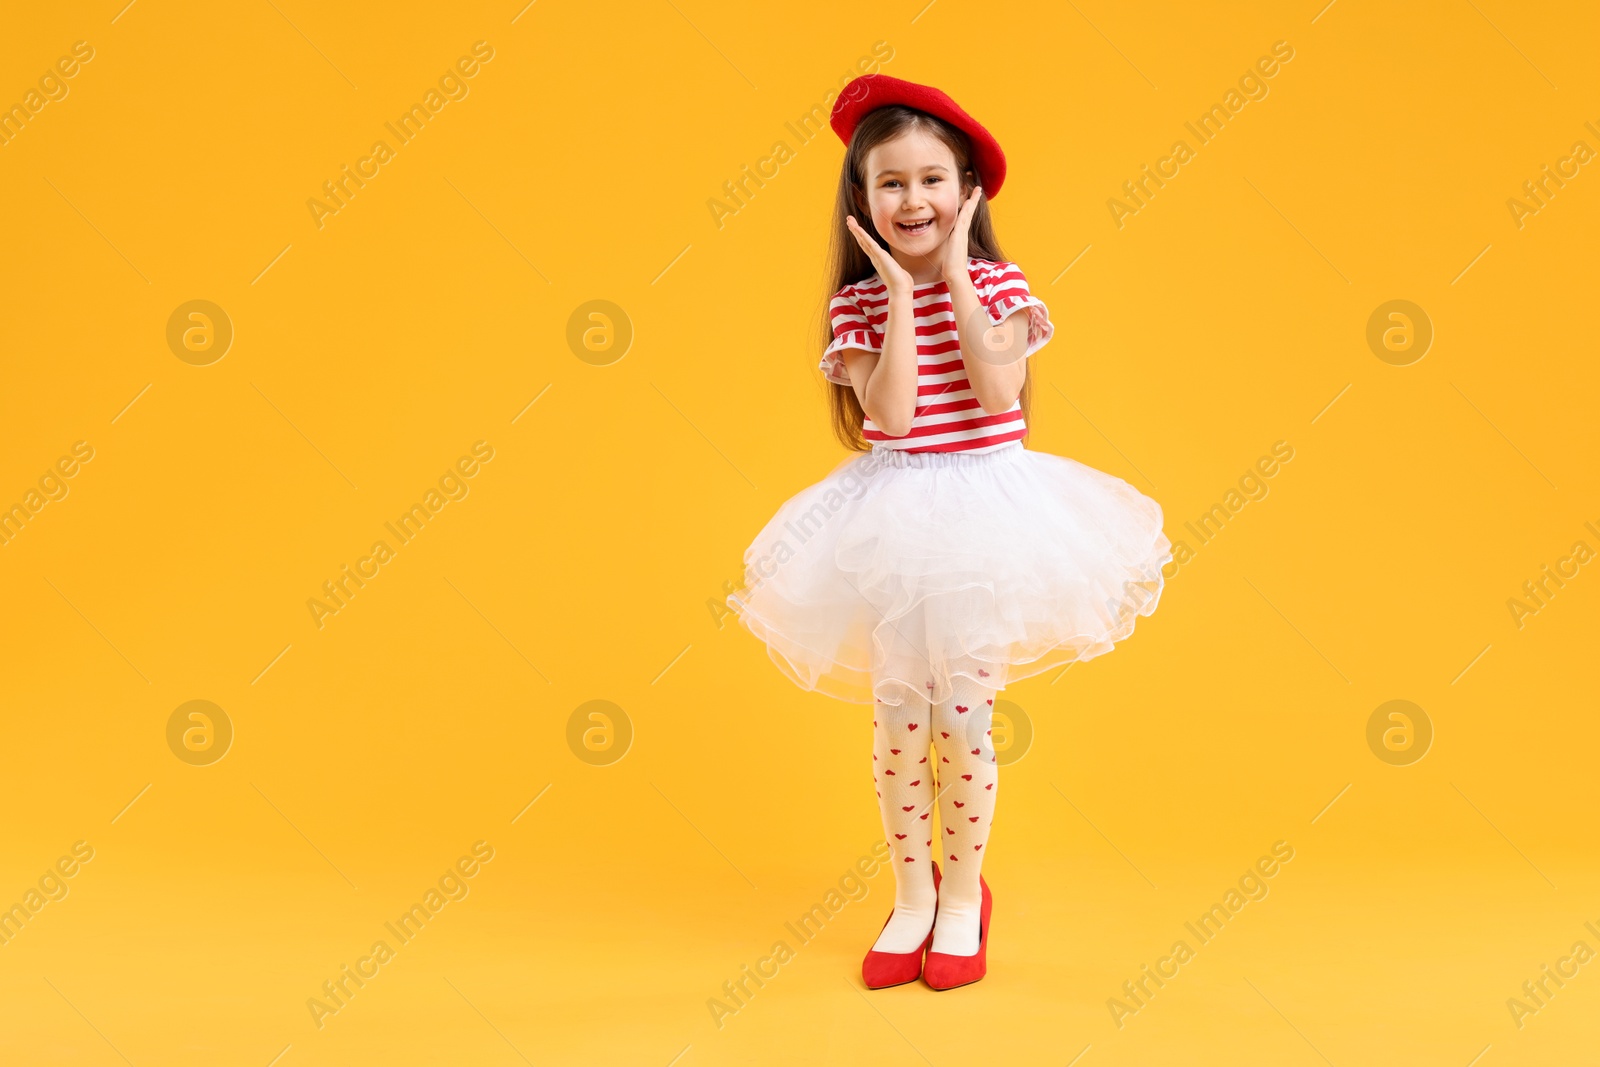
[869,691,938,952]
[929,674,1000,955]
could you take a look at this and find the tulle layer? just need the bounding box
[726,440,1173,706]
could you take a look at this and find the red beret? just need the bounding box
[830,74,1008,199]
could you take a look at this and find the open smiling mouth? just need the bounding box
[895,218,934,235]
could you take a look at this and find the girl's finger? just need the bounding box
[846,218,873,253]
[852,223,886,261]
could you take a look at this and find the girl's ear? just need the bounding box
[851,188,872,221]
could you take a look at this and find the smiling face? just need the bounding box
[859,126,971,282]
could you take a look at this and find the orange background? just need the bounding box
[2,1,1598,1063]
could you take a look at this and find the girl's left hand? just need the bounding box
[938,184,982,283]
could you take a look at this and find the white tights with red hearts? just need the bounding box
[870,675,999,956]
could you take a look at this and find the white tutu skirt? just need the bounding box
[726,440,1173,707]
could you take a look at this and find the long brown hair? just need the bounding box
[818,104,1032,451]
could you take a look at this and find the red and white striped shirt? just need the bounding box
[820,258,1054,454]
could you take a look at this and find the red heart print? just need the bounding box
[919,756,927,763]
[950,854,959,860]
[902,805,914,812]
[909,780,921,786]
[907,723,919,731]
[885,769,895,775]
[969,816,979,822]
[919,812,930,820]
[961,774,972,781]
[941,756,949,763]
[904,856,914,862]
[971,748,980,755]
[978,669,989,677]
[954,801,965,808]
[957,707,968,714]
[956,705,967,713]
[924,840,930,846]
[946,827,955,835]
[986,729,991,736]
[895,833,907,839]
[940,732,949,739]
[974,844,983,850]
[890,749,900,755]
[876,791,881,797]
[986,699,993,705]
[985,783,993,789]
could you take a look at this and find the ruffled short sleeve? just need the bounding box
[979,261,1054,358]
[819,284,883,387]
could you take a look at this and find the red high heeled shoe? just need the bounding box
[922,873,991,990]
[861,861,942,989]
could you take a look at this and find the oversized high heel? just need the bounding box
[861,861,942,989]
[922,873,991,990]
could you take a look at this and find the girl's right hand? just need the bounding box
[846,216,916,301]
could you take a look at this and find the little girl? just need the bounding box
[726,74,1172,990]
